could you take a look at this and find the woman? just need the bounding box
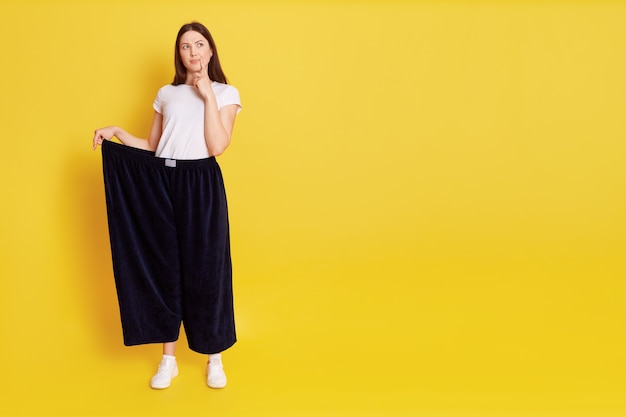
[92,22,241,390]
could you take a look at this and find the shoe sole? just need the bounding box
[207,380,227,389]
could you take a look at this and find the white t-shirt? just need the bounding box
[153,82,242,159]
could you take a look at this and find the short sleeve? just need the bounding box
[152,87,163,114]
[220,85,242,114]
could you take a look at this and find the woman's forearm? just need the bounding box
[203,98,231,157]
[113,127,153,150]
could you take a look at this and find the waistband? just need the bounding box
[102,140,217,168]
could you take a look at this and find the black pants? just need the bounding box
[101,140,236,354]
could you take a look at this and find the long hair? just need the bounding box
[172,22,228,85]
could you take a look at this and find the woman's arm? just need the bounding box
[193,60,239,156]
[202,100,239,156]
[93,111,163,151]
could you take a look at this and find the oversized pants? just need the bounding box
[101,140,236,354]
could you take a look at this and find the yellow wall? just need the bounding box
[1,0,625,415]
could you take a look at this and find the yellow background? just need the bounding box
[1,0,625,415]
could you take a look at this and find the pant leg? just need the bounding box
[171,158,236,354]
[101,140,182,345]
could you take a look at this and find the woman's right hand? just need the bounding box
[93,126,118,150]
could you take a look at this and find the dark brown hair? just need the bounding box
[172,22,228,85]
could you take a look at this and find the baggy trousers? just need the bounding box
[101,140,236,354]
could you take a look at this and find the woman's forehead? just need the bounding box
[180,31,207,43]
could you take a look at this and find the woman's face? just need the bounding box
[179,30,212,72]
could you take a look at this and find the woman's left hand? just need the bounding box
[193,57,213,101]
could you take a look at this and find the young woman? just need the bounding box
[92,22,241,390]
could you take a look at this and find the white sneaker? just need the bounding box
[150,355,178,389]
[207,360,227,389]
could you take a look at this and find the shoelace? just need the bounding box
[156,361,174,376]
